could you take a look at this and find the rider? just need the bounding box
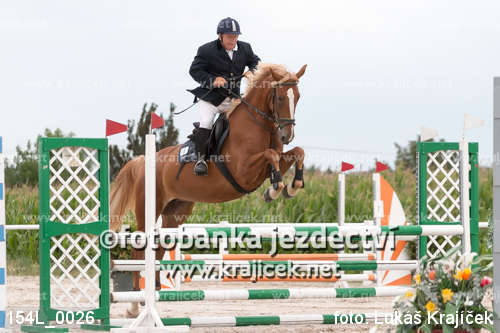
[188,17,260,176]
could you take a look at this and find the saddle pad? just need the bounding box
[178,140,197,163]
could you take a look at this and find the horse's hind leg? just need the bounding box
[126,192,194,318]
[161,199,196,228]
[156,199,195,288]
[126,185,146,318]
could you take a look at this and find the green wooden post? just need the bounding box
[22,138,111,332]
[417,141,479,259]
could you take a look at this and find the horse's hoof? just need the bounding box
[282,184,292,199]
[339,281,350,288]
[126,308,139,319]
[264,188,274,202]
[282,183,298,199]
[264,185,283,202]
[282,184,295,199]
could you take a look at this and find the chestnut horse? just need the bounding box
[110,63,307,317]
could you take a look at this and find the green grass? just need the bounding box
[186,167,417,225]
[5,186,39,274]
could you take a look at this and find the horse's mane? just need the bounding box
[224,63,291,117]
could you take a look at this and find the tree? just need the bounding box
[394,137,445,172]
[109,102,180,180]
[5,128,75,187]
[394,140,417,171]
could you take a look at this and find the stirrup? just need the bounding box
[194,160,208,176]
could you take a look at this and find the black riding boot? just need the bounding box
[193,127,211,176]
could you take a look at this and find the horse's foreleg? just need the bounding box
[279,147,305,198]
[263,148,285,202]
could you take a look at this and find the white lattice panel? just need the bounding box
[425,149,462,258]
[48,146,102,309]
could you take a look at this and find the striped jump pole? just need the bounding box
[177,221,492,229]
[158,259,419,271]
[112,252,378,271]
[185,273,376,283]
[111,259,418,272]
[182,253,376,261]
[109,313,388,328]
[122,224,464,244]
[150,274,376,283]
[111,286,411,303]
[0,137,6,330]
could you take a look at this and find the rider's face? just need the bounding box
[219,33,238,50]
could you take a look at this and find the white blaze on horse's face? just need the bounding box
[287,88,295,119]
[285,87,295,142]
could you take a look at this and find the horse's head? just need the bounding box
[268,64,307,144]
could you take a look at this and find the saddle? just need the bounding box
[178,113,230,164]
[176,113,260,194]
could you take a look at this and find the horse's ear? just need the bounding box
[296,65,307,79]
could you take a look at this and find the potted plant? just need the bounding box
[393,247,495,333]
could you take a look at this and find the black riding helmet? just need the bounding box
[217,17,241,35]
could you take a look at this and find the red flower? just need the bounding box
[481,276,492,287]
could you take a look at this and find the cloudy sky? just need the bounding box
[1,0,498,169]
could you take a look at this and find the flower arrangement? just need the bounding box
[393,247,495,333]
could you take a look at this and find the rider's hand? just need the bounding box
[213,77,227,88]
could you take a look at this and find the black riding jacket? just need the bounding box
[188,39,260,106]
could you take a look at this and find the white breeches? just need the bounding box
[198,97,233,129]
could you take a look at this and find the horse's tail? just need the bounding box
[109,156,144,231]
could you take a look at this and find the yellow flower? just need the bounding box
[454,270,463,281]
[462,268,472,281]
[405,291,414,298]
[414,274,421,284]
[442,289,454,304]
[425,301,436,312]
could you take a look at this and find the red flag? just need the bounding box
[341,162,354,172]
[375,161,388,172]
[106,119,128,137]
[151,112,165,130]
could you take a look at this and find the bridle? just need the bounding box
[226,80,298,135]
[271,82,297,130]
